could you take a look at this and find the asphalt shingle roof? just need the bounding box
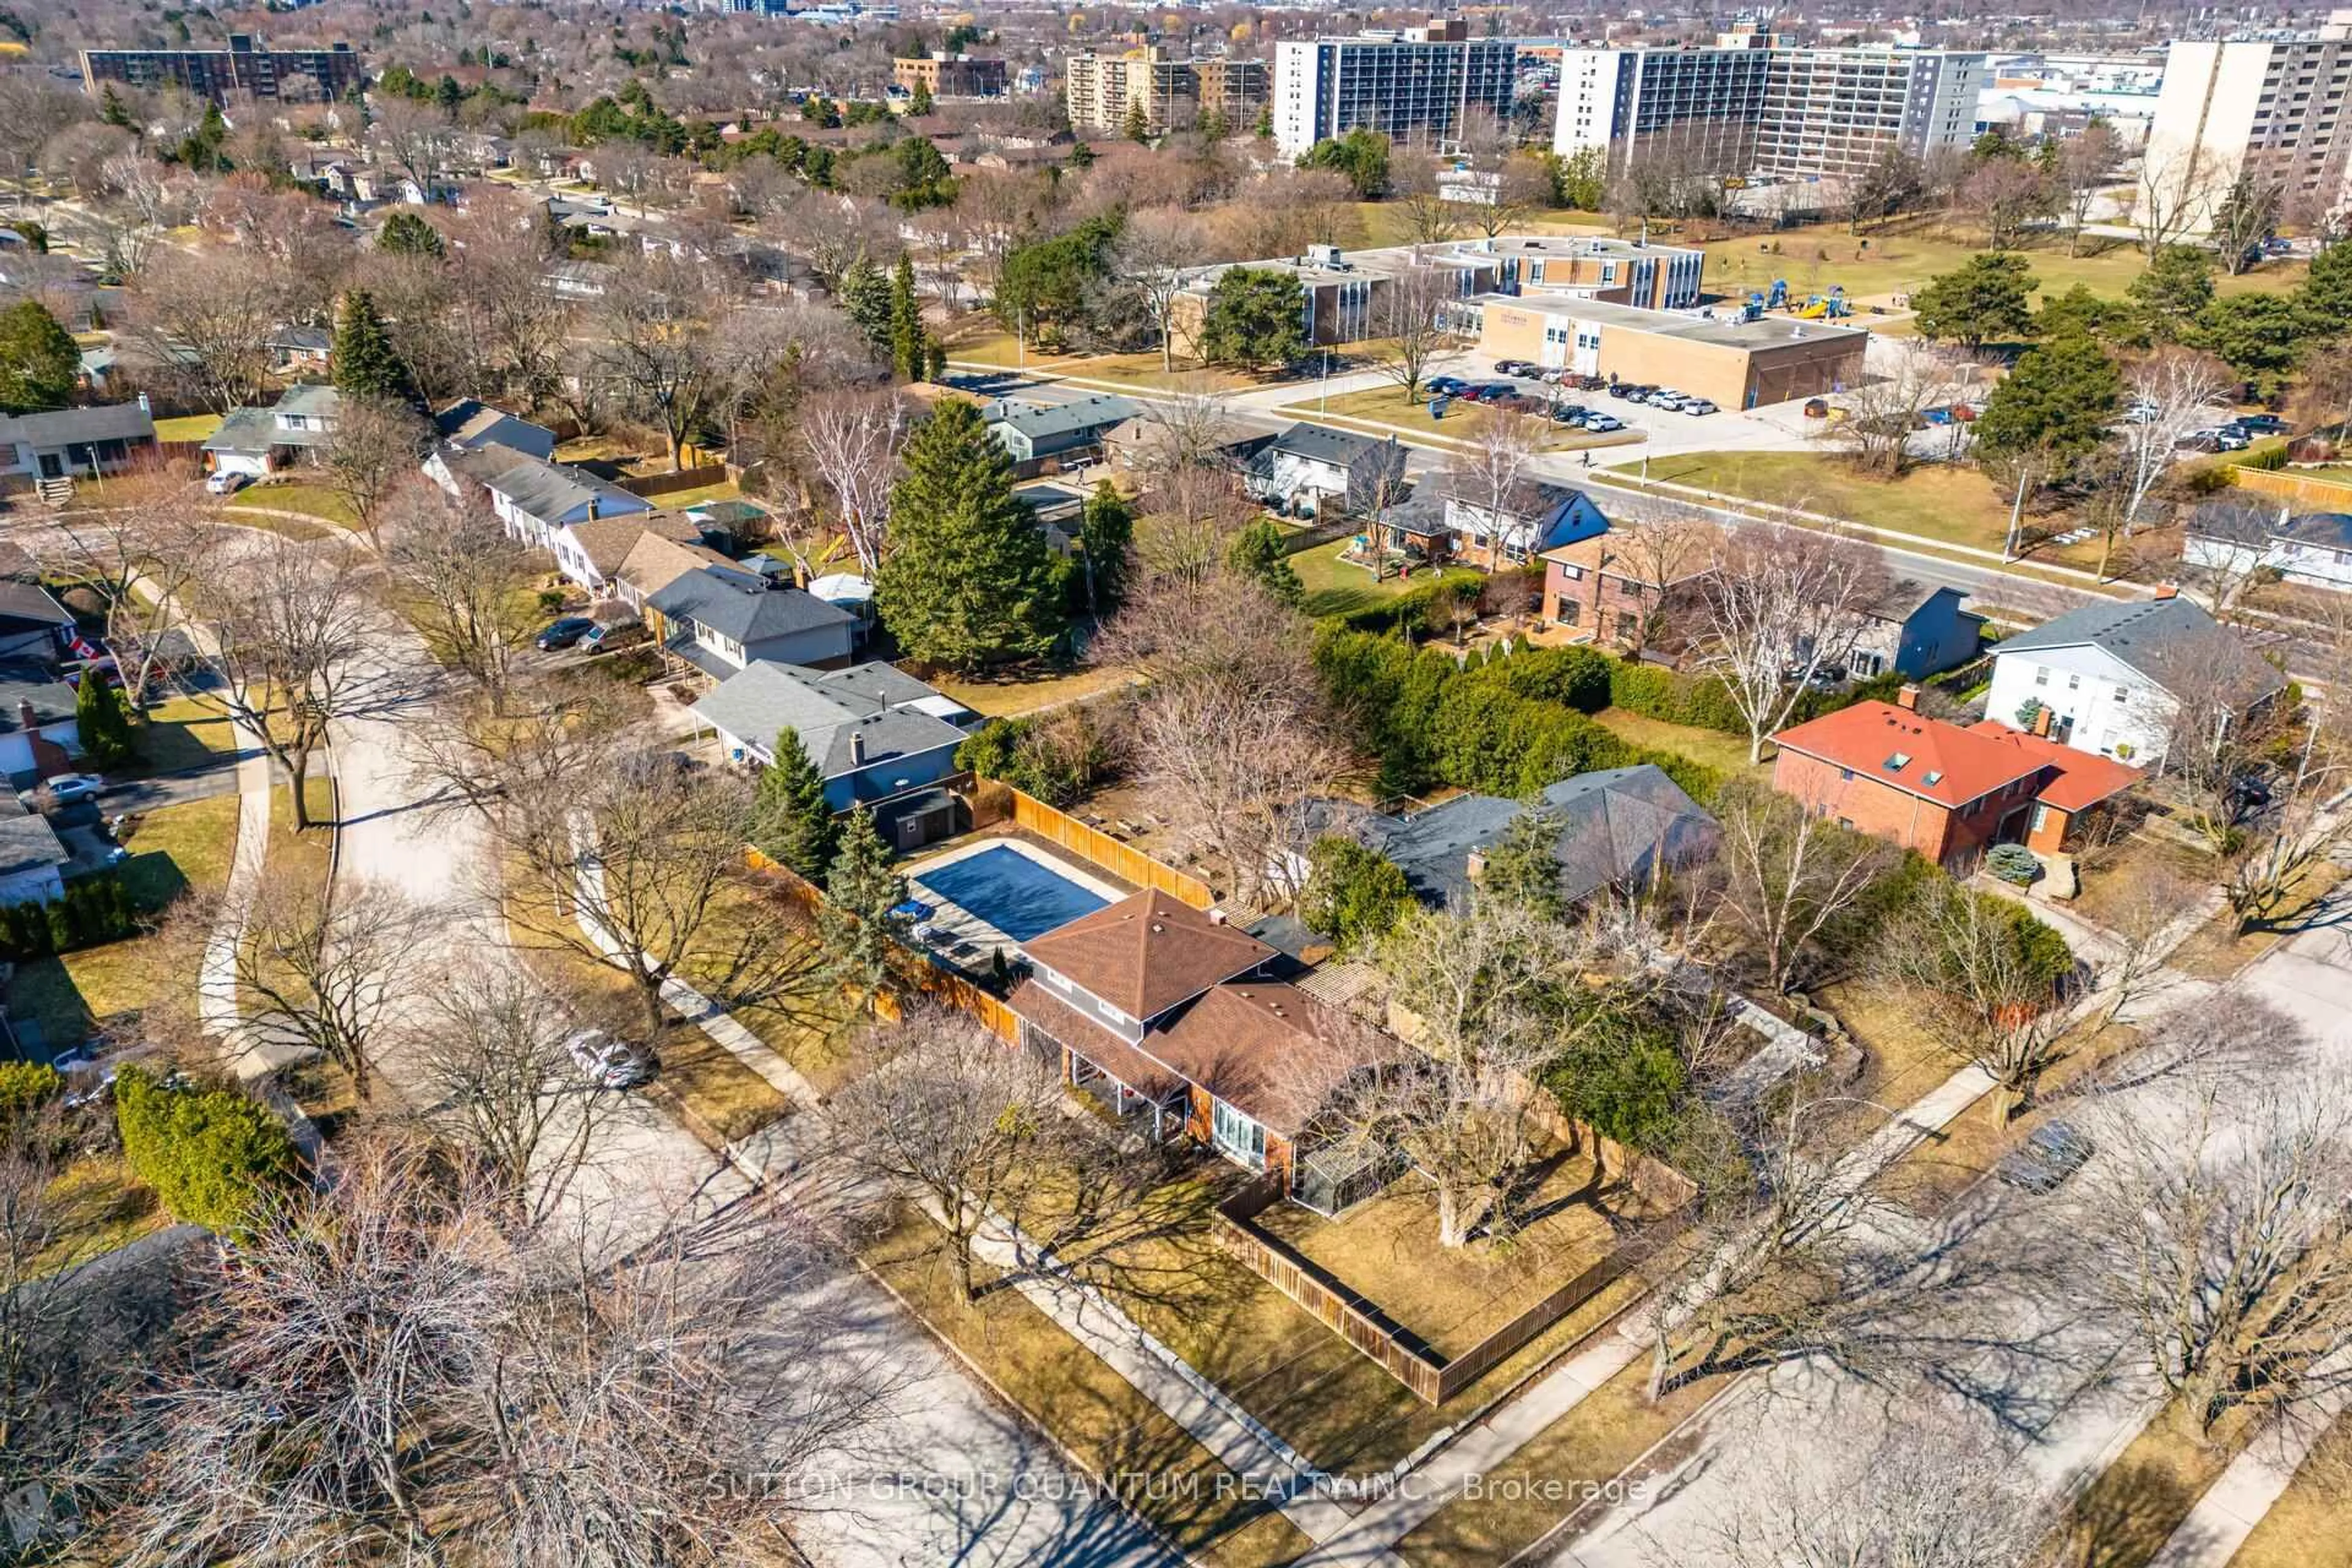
[1365,764,1716,907]
[689,660,967,791]
[646,569,854,644]
[984,394,1140,441]
[440,442,647,526]
[1268,421,1393,469]
[0,404,155,448]
[0,796,66,877]
[1996,596,2285,704]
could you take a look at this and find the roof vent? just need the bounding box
[1150,922,1163,933]
[1923,769,1943,785]
[1884,752,1912,772]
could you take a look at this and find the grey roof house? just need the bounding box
[1851,579,1983,680]
[0,404,157,484]
[646,565,858,676]
[202,384,340,478]
[1984,589,2287,766]
[983,394,1140,473]
[432,399,559,461]
[0,582,75,665]
[424,440,650,552]
[1313,764,1718,911]
[0,794,69,907]
[690,658,974,813]
[1248,422,1408,516]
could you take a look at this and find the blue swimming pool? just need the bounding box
[913,846,1110,943]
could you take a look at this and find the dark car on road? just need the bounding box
[1995,1122,2094,1194]
[2230,413,2290,436]
[535,616,597,651]
[1426,375,1468,397]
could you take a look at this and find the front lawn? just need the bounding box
[943,326,1265,394]
[1621,451,2105,568]
[227,483,358,527]
[123,695,244,777]
[1289,545,1482,620]
[2168,861,2346,982]
[2234,1416,2352,1568]
[1591,707,1769,779]
[862,1205,1315,1568]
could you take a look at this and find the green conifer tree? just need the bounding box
[331,289,421,407]
[874,401,1068,670]
[74,672,138,769]
[821,808,907,1014]
[838,255,894,353]
[1077,480,1134,617]
[750,728,839,881]
[888,252,929,382]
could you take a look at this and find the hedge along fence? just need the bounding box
[1314,628,1913,804]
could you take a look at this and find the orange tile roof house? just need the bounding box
[1007,890,1388,1207]
[1771,687,2141,870]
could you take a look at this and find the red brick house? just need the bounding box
[1771,688,2141,870]
[1006,890,1386,1202]
[1538,528,1711,649]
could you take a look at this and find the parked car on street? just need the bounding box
[40,774,104,806]
[535,616,597,651]
[1581,413,1625,434]
[1610,383,1652,401]
[1995,1121,2094,1194]
[1680,398,1720,416]
[565,1028,654,1089]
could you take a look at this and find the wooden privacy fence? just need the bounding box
[1215,1111,1694,1408]
[619,463,733,499]
[965,780,1215,908]
[2231,465,2352,513]
[741,846,1019,1048]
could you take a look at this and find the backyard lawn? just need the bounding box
[1617,450,2107,568]
[920,661,1142,719]
[1591,707,1769,779]
[943,326,1265,394]
[227,483,358,527]
[1289,545,1481,620]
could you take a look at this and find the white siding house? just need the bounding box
[2183,508,2352,595]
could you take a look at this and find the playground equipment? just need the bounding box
[1792,285,1850,321]
[1765,278,1789,311]
[1741,293,1766,322]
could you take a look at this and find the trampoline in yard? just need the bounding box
[909,844,1112,944]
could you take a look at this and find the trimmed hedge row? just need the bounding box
[115,1066,300,1235]
[0,876,142,960]
[1314,631,1726,802]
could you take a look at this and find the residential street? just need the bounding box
[327,614,1169,1568]
[1531,875,2352,1567]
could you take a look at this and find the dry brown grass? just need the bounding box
[2170,861,2347,983]
[2233,1416,2352,1568]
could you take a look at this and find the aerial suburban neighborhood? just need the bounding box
[3,1,2352,1565]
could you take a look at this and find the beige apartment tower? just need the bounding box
[2143,16,2352,233]
[1065,47,1268,136]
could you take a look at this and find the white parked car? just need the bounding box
[205,470,249,496]
[564,1028,653,1089]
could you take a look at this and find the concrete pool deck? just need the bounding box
[902,835,1131,973]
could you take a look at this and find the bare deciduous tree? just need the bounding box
[2116,349,2234,537]
[120,244,280,413]
[1706,778,1894,995]
[825,1006,1073,1302]
[797,388,908,578]
[2057,122,2123,257]
[494,761,822,1043]
[587,253,763,471]
[1693,523,1891,764]
[320,396,429,549]
[1114,208,1212,372]
[1878,880,2071,1118]
[43,471,226,709]
[2226,797,2352,934]
[1371,260,1463,405]
[165,531,410,831]
[380,477,540,711]
[1831,345,1973,477]
[1600,508,1719,657]
[2070,1072,2352,1437]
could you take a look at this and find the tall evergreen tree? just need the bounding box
[1077,480,1134,617]
[331,290,420,407]
[821,808,906,1015]
[888,252,929,382]
[99,85,134,130]
[750,728,839,881]
[74,672,138,769]
[1121,99,1152,143]
[1480,809,1567,920]
[377,211,446,259]
[1226,519,1305,608]
[838,256,893,353]
[908,78,935,116]
[875,400,1068,671]
[0,301,81,414]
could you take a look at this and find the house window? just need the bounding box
[1558,563,1585,580]
[2035,667,2049,686]
[2114,687,2130,704]
[1211,1099,1266,1170]
[1559,600,1580,625]
[2068,673,2081,690]
[1851,651,1882,677]
[1614,611,1637,640]
[2031,804,2050,834]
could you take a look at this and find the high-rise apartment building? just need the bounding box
[1272,20,1523,156]
[2143,15,2352,233]
[1065,47,1268,135]
[1552,30,1983,183]
[80,33,363,104]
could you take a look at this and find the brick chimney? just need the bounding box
[2032,705,2054,738]
[1896,684,1921,712]
[2155,583,2178,600]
